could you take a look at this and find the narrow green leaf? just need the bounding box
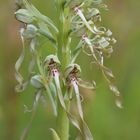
[72,80,93,140]
[66,112,82,133]
[45,83,58,116]
[50,128,61,140]
[71,40,83,63]
[38,22,56,44]
[82,120,94,140]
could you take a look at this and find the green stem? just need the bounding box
[57,99,70,140]
[56,1,71,139]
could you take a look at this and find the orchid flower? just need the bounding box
[44,55,66,109]
[65,63,95,140]
[81,35,122,108]
[74,6,104,35]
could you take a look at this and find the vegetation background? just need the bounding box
[0,0,140,140]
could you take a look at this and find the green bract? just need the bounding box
[44,55,61,65]
[15,9,35,23]
[22,24,38,39]
[30,75,44,89]
[65,63,81,78]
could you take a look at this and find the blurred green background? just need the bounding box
[0,0,140,140]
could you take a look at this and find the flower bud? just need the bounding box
[22,24,38,39]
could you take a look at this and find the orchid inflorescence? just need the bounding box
[15,0,122,139]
